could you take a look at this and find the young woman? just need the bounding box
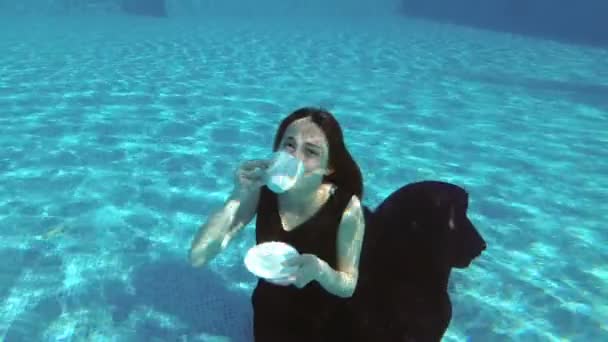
[189,107,366,341]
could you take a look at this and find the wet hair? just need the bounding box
[272,107,364,200]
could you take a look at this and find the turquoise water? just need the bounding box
[1,13,607,342]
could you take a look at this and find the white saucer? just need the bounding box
[244,241,299,280]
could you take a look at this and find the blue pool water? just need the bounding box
[1,11,607,342]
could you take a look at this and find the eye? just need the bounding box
[306,148,318,156]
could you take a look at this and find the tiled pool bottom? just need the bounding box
[1,13,607,341]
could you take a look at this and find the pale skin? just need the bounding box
[189,117,366,298]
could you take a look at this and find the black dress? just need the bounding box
[251,184,353,342]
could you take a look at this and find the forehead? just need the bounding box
[283,118,327,146]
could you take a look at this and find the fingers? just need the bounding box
[242,159,271,171]
[271,267,309,288]
[239,160,271,180]
[281,256,311,288]
[236,160,270,186]
[240,166,264,179]
[282,255,304,267]
[293,274,312,288]
[294,277,306,288]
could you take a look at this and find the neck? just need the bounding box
[278,184,325,213]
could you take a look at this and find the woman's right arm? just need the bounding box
[188,160,269,268]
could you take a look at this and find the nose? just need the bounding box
[288,149,304,161]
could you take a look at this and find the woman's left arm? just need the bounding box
[316,195,366,297]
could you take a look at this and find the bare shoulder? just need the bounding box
[342,194,364,222]
[338,194,365,238]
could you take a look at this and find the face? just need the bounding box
[278,117,333,181]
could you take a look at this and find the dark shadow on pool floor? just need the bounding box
[398,0,608,49]
[2,253,252,341]
[1,246,65,341]
[456,70,608,113]
[119,258,252,341]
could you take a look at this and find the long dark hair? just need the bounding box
[272,107,364,200]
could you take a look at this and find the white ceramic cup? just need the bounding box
[265,151,305,193]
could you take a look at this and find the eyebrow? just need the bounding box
[285,136,323,150]
[305,142,322,150]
